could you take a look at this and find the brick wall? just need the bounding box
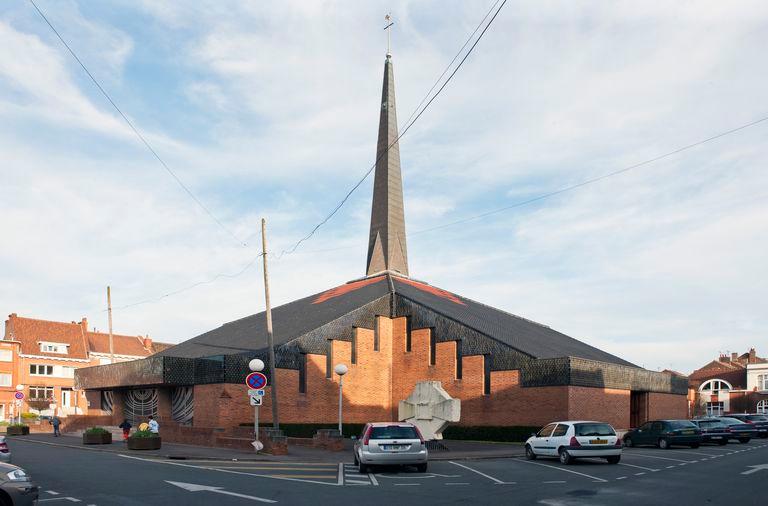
[171,315,684,432]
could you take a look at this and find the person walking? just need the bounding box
[50,415,61,437]
[147,415,159,435]
[118,419,132,441]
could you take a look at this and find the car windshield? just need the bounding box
[369,426,419,440]
[746,415,767,421]
[575,423,615,436]
[668,421,696,429]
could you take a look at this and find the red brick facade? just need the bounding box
[181,315,686,431]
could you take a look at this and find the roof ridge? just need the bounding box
[8,315,83,326]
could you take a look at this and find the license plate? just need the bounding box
[711,436,722,439]
[383,445,405,450]
[682,430,694,434]
[589,439,608,445]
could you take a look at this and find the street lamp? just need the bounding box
[249,359,265,451]
[334,364,348,436]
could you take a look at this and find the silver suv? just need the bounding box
[353,422,428,473]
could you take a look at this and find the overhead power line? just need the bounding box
[275,0,509,259]
[28,0,248,248]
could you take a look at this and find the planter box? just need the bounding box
[127,436,161,450]
[83,432,112,445]
[6,426,30,436]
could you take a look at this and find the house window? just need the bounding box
[699,379,732,394]
[758,374,768,391]
[757,400,768,415]
[0,349,12,362]
[30,364,54,376]
[0,374,11,387]
[706,402,724,416]
[60,367,75,378]
[29,386,54,400]
[39,343,68,354]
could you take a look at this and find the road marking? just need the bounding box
[618,462,659,472]
[38,499,81,503]
[665,450,716,457]
[512,459,607,483]
[634,472,645,476]
[446,482,470,485]
[119,454,337,487]
[368,473,379,486]
[542,481,566,484]
[615,477,627,480]
[394,483,420,486]
[741,464,768,475]
[212,466,336,471]
[666,465,676,469]
[46,491,61,495]
[338,463,344,486]
[623,453,695,463]
[165,481,276,503]
[449,461,512,484]
[345,479,369,485]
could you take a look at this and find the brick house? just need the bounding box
[688,349,768,416]
[1,314,170,420]
[75,51,688,439]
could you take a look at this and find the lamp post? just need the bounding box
[15,385,23,425]
[249,359,265,448]
[334,364,348,436]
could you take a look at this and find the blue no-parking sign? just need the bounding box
[245,372,268,389]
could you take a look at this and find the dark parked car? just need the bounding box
[0,462,38,506]
[690,419,730,445]
[715,417,756,443]
[623,420,702,449]
[721,414,768,438]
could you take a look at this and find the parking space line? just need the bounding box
[394,483,420,486]
[368,473,379,486]
[542,481,566,484]
[634,472,645,476]
[338,463,344,486]
[663,450,716,457]
[512,459,607,483]
[449,461,512,485]
[616,477,627,480]
[623,453,695,463]
[618,462,659,472]
[446,483,470,485]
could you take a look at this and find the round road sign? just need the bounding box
[14,392,24,400]
[245,372,268,389]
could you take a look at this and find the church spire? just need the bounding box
[366,20,409,278]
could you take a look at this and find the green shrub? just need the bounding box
[20,413,38,420]
[0,421,9,427]
[8,424,28,429]
[85,427,110,435]
[238,422,366,438]
[130,430,158,438]
[441,425,540,442]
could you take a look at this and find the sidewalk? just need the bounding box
[10,433,524,462]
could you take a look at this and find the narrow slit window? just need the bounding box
[351,328,358,364]
[430,331,436,366]
[405,317,412,352]
[483,354,492,395]
[374,316,380,351]
[326,340,332,378]
[299,353,307,394]
[455,340,463,379]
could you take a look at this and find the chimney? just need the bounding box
[9,313,17,319]
[80,318,88,333]
[731,352,738,362]
[719,353,729,363]
[749,348,757,363]
[143,336,153,350]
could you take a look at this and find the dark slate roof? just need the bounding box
[158,274,636,368]
[391,277,636,367]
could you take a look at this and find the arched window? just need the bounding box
[758,400,768,415]
[699,379,733,394]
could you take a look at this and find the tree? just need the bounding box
[26,398,52,414]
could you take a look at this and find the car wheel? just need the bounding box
[623,437,633,448]
[525,445,537,460]
[738,438,750,444]
[358,459,368,474]
[658,438,669,449]
[353,452,359,465]
[606,455,621,464]
[559,448,572,465]
[416,463,428,473]
[689,443,700,449]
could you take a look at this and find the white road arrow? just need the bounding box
[165,481,276,503]
[741,464,768,476]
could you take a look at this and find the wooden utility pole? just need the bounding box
[107,286,115,364]
[261,218,279,429]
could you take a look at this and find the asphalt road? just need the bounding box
[6,437,768,505]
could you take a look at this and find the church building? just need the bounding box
[76,50,687,440]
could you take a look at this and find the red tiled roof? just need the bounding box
[312,276,386,304]
[4,314,168,359]
[396,277,466,305]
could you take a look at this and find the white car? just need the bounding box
[525,420,622,464]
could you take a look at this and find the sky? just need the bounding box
[1,0,767,375]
